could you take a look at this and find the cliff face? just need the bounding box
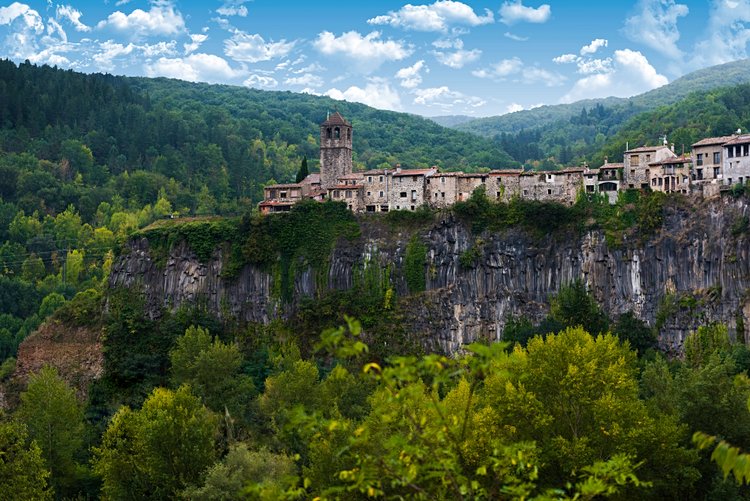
[109,197,750,354]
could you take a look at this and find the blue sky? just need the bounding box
[0,1,747,116]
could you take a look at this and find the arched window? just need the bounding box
[334,127,340,139]
[326,127,332,139]
[347,128,351,140]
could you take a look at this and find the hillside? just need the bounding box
[448,59,750,167]
[0,60,514,207]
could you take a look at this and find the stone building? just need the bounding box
[691,136,732,184]
[723,134,750,186]
[389,167,438,211]
[623,144,677,189]
[361,169,393,212]
[583,159,623,203]
[519,168,583,204]
[649,155,691,194]
[320,112,353,190]
[489,170,523,202]
[426,172,460,209]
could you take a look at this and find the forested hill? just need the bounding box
[443,59,750,168]
[0,59,516,206]
[452,58,750,137]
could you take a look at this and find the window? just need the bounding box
[714,152,721,164]
[334,190,340,198]
[326,127,332,139]
[547,189,552,195]
[729,147,735,158]
[411,206,415,211]
[441,192,445,198]
[379,176,383,182]
[366,191,371,196]
[696,153,703,166]
[435,193,438,198]
[496,192,501,198]
[744,145,750,157]
[696,169,703,180]
[523,189,528,196]
[280,191,287,198]
[346,190,352,199]
[347,129,351,140]
[630,155,639,165]
[400,192,407,198]
[411,190,417,200]
[441,177,445,183]
[334,127,340,139]
[714,167,720,177]
[367,176,372,183]
[412,175,418,182]
[645,154,651,162]
[379,191,384,197]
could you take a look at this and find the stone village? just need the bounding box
[259,112,750,214]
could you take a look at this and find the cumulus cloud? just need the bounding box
[580,38,607,55]
[184,33,208,54]
[93,41,137,70]
[553,53,577,64]
[144,53,243,83]
[433,48,481,68]
[0,2,45,60]
[560,49,668,103]
[432,37,463,49]
[367,1,493,32]
[217,0,249,17]
[314,31,412,72]
[412,85,485,111]
[499,1,551,25]
[505,103,524,113]
[395,60,427,88]
[96,1,185,39]
[325,78,402,111]
[55,5,90,32]
[244,73,278,88]
[224,32,295,63]
[624,0,688,59]
[689,0,750,68]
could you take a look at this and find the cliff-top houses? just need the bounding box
[259,113,750,214]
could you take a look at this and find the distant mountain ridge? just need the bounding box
[452,59,750,137]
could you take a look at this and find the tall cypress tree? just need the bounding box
[296,156,309,183]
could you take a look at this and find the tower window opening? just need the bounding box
[326,128,332,139]
[347,129,351,140]
[334,127,340,139]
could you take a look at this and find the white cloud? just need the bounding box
[244,73,278,88]
[689,0,750,68]
[144,53,243,83]
[0,2,45,60]
[217,1,249,17]
[395,60,427,88]
[576,57,612,74]
[473,57,565,86]
[0,2,42,31]
[184,33,208,55]
[314,31,412,72]
[413,85,485,111]
[505,102,524,113]
[624,0,688,59]
[55,4,89,32]
[224,32,295,63]
[499,1,551,25]
[433,48,481,68]
[432,38,463,49]
[93,41,136,70]
[367,1,493,32]
[96,1,185,39]
[325,78,402,111]
[504,32,528,41]
[580,38,607,55]
[292,62,325,74]
[142,41,177,57]
[561,49,668,103]
[553,53,577,64]
[284,73,324,88]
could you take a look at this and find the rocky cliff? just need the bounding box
[109,196,750,355]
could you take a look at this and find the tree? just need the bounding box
[170,326,256,427]
[0,419,52,500]
[93,385,219,499]
[612,311,656,355]
[550,280,609,335]
[684,323,731,368]
[15,365,84,496]
[295,156,309,183]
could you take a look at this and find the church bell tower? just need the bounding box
[320,112,353,190]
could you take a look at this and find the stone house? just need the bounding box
[259,183,303,214]
[691,136,732,184]
[723,134,750,186]
[327,173,364,211]
[489,170,522,202]
[426,172,460,209]
[519,168,583,204]
[389,167,438,211]
[361,169,393,212]
[583,160,623,203]
[649,155,691,194]
[457,173,490,202]
[623,144,677,189]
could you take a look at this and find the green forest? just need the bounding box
[2,59,750,499]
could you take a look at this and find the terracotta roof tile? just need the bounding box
[692,135,736,147]
[322,112,351,126]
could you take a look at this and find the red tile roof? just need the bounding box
[692,135,736,147]
[264,183,302,189]
[723,135,750,146]
[392,168,437,177]
[322,111,351,126]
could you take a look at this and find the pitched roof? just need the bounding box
[649,155,691,166]
[337,173,365,180]
[723,134,750,146]
[322,112,351,127]
[624,145,672,154]
[264,183,302,189]
[328,184,363,190]
[392,168,437,177]
[299,173,320,185]
[692,135,736,147]
[601,162,624,169]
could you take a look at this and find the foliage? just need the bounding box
[295,156,309,184]
[403,235,427,294]
[612,311,657,354]
[685,323,731,368]
[15,366,85,497]
[92,385,219,499]
[550,280,609,335]
[0,419,52,500]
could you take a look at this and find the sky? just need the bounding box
[0,0,748,117]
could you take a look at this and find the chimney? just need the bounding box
[395,163,401,173]
[604,156,608,164]
[670,143,675,152]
